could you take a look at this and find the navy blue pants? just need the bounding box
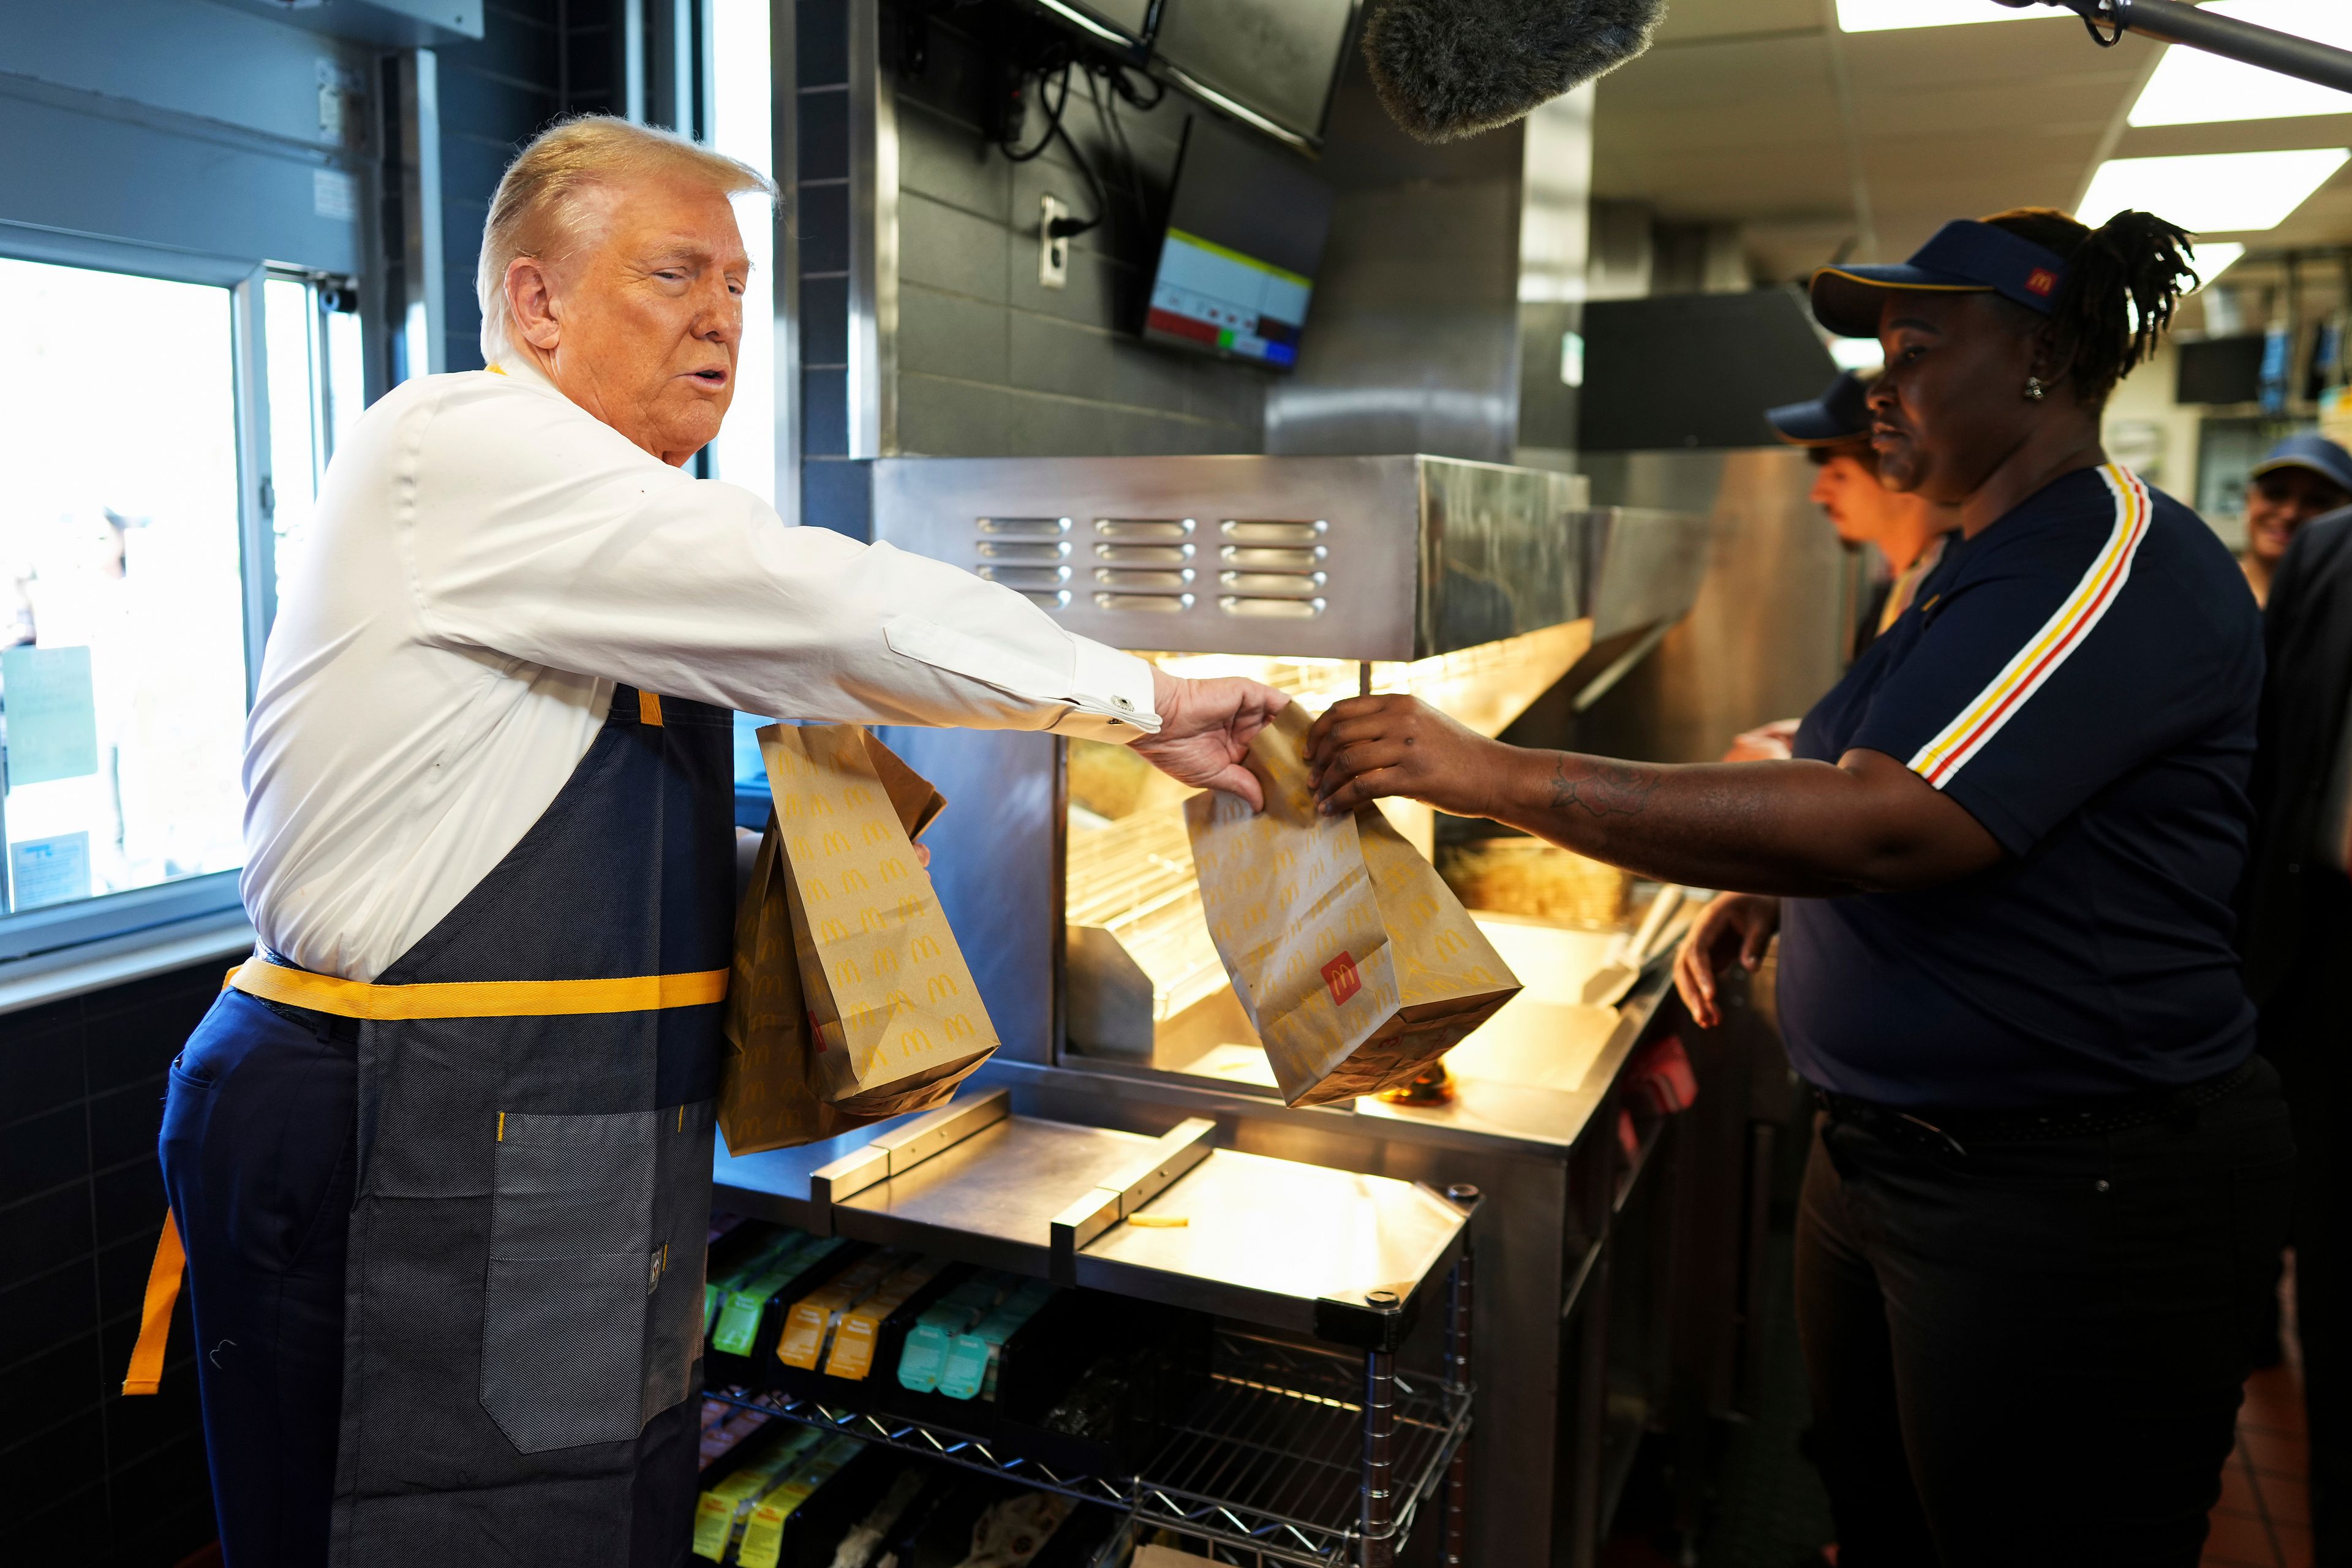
[159,990,357,1568]
[1796,1060,2295,1567]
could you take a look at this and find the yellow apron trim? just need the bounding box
[638,690,664,726]
[228,955,728,1020]
[122,1208,186,1396]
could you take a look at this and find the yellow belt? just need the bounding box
[123,952,728,1395]
[225,953,728,1020]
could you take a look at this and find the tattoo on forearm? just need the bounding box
[1548,753,1660,818]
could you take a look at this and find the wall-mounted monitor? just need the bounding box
[1027,0,1159,57]
[1151,0,1360,149]
[1142,115,1335,371]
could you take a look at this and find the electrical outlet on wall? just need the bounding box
[1039,195,1069,290]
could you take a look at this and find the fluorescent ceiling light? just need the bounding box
[2130,2,2352,126]
[1838,0,2038,32]
[2078,149,2350,232]
[1828,338,1885,371]
[2188,243,2246,289]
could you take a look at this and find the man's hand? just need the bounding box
[1131,671,1289,810]
[1305,695,1506,819]
[1672,893,1781,1028]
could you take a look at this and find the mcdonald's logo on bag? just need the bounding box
[819,918,851,943]
[839,867,869,892]
[944,1013,975,1040]
[821,831,852,856]
[879,858,908,883]
[862,907,889,933]
[871,948,899,974]
[910,933,941,961]
[835,959,862,988]
[1321,951,1362,1007]
[863,821,892,845]
[927,974,959,1001]
[845,785,875,809]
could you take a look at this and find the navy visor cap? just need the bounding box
[1810,220,2071,339]
[1767,371,1873,446]
[2251,432,2352,498]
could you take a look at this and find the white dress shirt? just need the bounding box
[242,358,1158,981]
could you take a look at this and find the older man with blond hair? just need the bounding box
[152,116,1283,1567]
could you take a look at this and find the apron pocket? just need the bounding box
[481,1110,662,1453]
[482,1253,649,1452]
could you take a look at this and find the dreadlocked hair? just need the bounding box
[1979,206,2198,404]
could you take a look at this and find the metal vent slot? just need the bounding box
[1022,589,1071,610]
[976,540,1072,562]
[1219,545,1327,570]
[1095,568,1195,591]
[1219,519,1327,545]
[978,565,1072,589]
[1095,518,1196,541]
[1219,570,1325,597]
[1219,595,1324,619]
[977,516,1072,537]
[1095,543,1195,565]
[1094,592,1196,614]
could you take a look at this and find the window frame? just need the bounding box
[0,223,345,965]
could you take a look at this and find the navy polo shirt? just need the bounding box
[1778,464,2263,1109]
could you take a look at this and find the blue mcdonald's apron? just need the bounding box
[146,685,736,1564]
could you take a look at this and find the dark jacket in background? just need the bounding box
[2242,505,2352,1006]
[2239,502,2352,1563]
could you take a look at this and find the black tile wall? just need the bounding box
[0,956,221,1564]
[878,1,1267,462]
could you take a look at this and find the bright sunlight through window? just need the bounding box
[709,0,777,512]
[2129,1,2352,126]
[2078,149,2351,234]
[1838,0,2042,32]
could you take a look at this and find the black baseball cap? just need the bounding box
[1766,371,1873,447]
[2250,433,2352,497]
[1810,220,2071,339]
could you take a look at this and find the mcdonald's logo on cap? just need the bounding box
[2025,266,2058,297]
[1322,951,1362,1007]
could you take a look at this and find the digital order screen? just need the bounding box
[1144,228,1311,368]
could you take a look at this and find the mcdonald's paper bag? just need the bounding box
[1185,704,1520,1108]
[719,726,993,1154]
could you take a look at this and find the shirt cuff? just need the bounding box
[1052,640,1161,744]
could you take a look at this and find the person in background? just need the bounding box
[1303,207,2286,1566]
[2239,432,2352,606]
[1727,372,1964,761]
[2241,484,2352,1561]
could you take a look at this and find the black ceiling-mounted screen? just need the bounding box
[1151,0,1361,148]
[1141,115,1335,371]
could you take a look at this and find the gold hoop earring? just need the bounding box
[2024,376,2048,402]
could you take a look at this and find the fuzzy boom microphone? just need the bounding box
[1360,0,1667,143]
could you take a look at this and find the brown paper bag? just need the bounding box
[1186,704,1520,1107]
[718,726,993,1155]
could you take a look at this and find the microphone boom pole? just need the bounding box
[1998,0,2352,94]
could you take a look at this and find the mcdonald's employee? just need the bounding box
[1305,209,2290,1562]
[152,118,1284,1568]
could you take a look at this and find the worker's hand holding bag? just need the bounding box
[1187,703,1520,1107]
[720,725,998,1154]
